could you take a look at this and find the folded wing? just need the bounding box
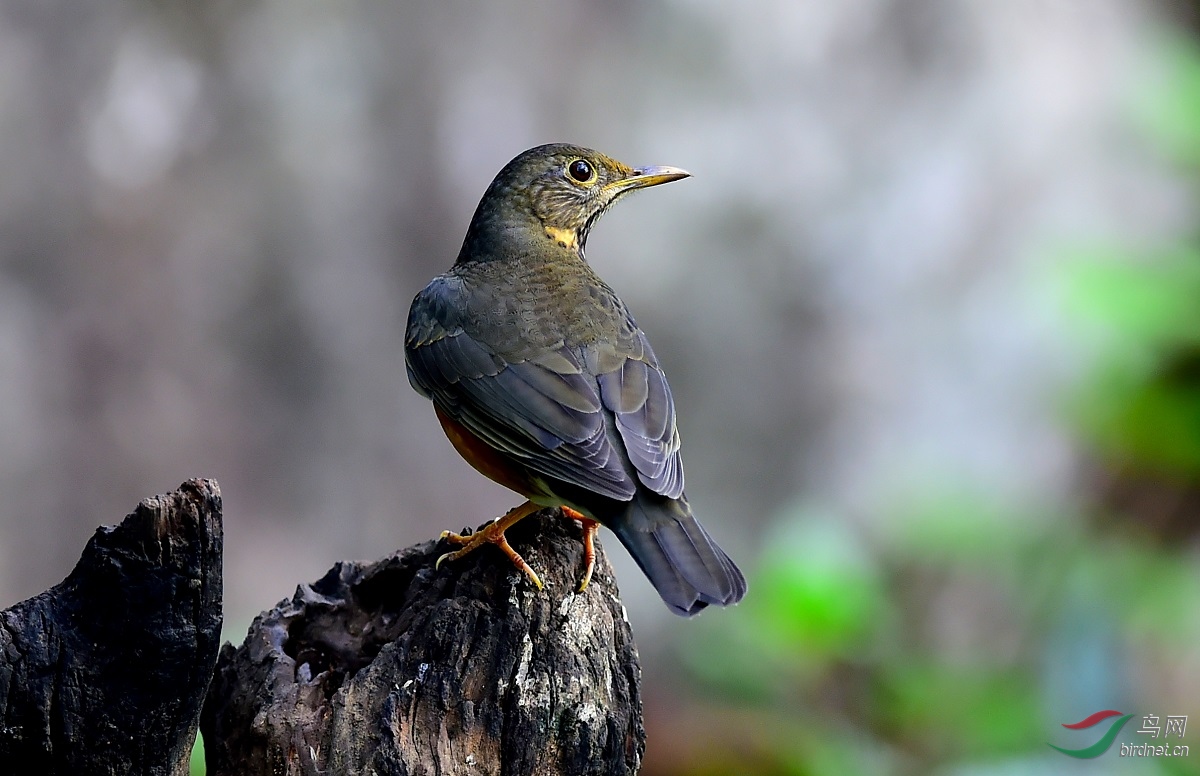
[406,274,685,503]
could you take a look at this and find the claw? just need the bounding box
[561,507,600,593]
[434,501,542,588]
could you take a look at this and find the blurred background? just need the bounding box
[1,0,1198,773]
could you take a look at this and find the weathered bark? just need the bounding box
[202,508,644,776]
[0,478,224,776]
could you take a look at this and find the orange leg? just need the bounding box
[437,501,544,589]
[562,507,601,592]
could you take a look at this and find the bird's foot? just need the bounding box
[561,507,601,592]
[436,501,543,589]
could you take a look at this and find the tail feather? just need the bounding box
[610,491,746,616]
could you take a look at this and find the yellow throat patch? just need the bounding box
[544,226,578,250]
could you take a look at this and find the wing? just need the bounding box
[405,274,684,502]
[590,335,684,498]
[406,275,635,500]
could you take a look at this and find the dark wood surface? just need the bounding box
[202,508,644,776]
[0,479,223,776]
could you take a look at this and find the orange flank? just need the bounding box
[433,405,603,590]
[434,404,538,497]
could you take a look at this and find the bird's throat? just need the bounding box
[543,225,579,251]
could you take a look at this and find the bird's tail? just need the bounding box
[609,491,746,616]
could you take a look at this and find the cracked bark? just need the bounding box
[201,508,645,776]
[0,479,223,775]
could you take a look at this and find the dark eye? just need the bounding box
[568,159,593,182]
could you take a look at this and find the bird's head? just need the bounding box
[457,143,690,261]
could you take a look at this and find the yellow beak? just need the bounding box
[606,165,691,195]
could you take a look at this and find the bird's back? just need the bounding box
[446,250,640,363]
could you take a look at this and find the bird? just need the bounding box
[404,143,746,616]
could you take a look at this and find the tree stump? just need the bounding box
[201,508,645,776]
[0,479,224,775]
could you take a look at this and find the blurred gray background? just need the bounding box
[0,1,1194,771]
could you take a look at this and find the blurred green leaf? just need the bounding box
[1052,247,1200,476]
[1084,377,1200,474]
[887,487,1044,565]
[190,732,205,776]
[677,717,891,776]
[1089,538,1200,645]
[793,728,891,776]
[681,605,805,702]
[682,507,889,700]
[1055,246,1200,351]
[875,664,1042,757]
[1135,33,1200,166]
[751,510,886,657]
[1157,755,1200,776]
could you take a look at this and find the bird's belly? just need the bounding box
[433,404,602,520]
[434,404,542,497]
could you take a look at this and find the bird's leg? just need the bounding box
[437,501,543,589]
[561,507,601,592]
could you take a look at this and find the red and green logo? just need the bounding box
[1049,710,1134,758]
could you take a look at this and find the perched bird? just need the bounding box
[405,143,745,616]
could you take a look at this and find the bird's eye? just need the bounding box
[567,159,594,183]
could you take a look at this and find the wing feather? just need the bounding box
[598,333,684,498]
[406,276,634,500]
[406,274,685,502]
